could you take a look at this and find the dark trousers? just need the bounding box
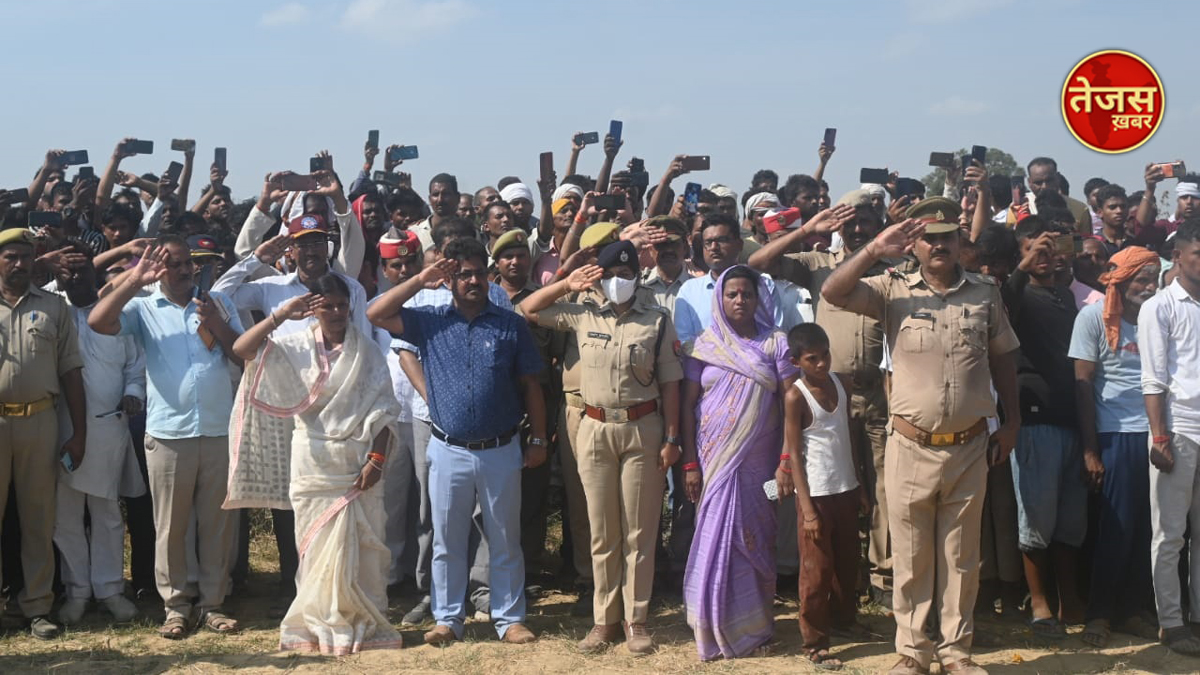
[1088,431,1154,623]
[799,489,861,650]
[123,413,156,594]
[232,509,298,596]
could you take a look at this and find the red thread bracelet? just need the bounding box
[1153,435,1171,444]
[779,453,791,462]
[682,462,700,471]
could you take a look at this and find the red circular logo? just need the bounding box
[1061,50,1164,154]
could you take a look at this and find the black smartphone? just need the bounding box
[1010,176,1025,206]
[170,139,195,152]
[373,171,400,187]
[823,127,837,147]
[125,140,154,155]
[76,166,95,182]
[194,264,214,299]
[388,146,419,161]
[60,150,89,166]
[214,147,227,172]
[629,157,645,174]
[593,194,624,211]
[971,145,988,166]
[684,181,702,215]
[28,211,63,228]
[680,155,711,172]
[574,131,600,146]
[3,188,30,203]
[280,174,319,191]
[895,178,924,200]
[929,152,955,168]
[609,120,623,144]
[165,161,184,185]
[309,156,328,173]
[860,168,889,184]
[367,129,380,150]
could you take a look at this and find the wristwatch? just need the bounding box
[665,435,682,446]
[529,437,547,447]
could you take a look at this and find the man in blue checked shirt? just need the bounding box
[369,236,546,647]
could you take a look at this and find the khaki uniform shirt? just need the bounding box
[776,249,891,385]
[0,286,83,403]
[837,268,1020,433]
[535,287,683,408]
[641,267,686,317]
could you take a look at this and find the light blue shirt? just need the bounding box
[674,271,785,345]
[1068,302,1147,433]
[119,289,244,439]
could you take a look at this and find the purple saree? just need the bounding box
[683,266,798,660]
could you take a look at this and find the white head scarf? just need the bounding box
[860,183,887,199]
[281,191,337,222]
[1176,182,1200,199]
[551,183,584,202]
[500,183,535,205]
[745,191,780,213]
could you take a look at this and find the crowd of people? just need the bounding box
[1,130,1199,674]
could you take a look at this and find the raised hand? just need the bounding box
[384,145,402,173]
[364,143,379,169]
[277,293,317,322]
[129,246,169,287]
[867,218,925,258]
[808,204,857,235]
[886,195,914,225]
[210,163,228,187]
[316,149,334,174]
[44,149,66,171]
[113,137,138,160]
[603,133,622,159]
[255,234,291,266]
[818,142,834,163]
[419,257,458,288]
[566,264,603,292]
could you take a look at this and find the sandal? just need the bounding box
[1162,626,1200,656]
[1081,619,1110,648]
[804,648,844,671]
[201,610,240,634]
[1028,617,1066,641]
[159,614,191,640]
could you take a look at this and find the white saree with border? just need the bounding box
[227,324,403,655]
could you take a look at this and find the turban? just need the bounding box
[552,183,584,202]
[551,198,572,215]
[1177,182,1200,200]
[860,183,887,198]
[500,183,534,205]
[708,184,737,201]
[745,192,780,213]
[1097,246,1160,352]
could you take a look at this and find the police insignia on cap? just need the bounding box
[935,210,944,221]
[619,250,629,263]
[398,244,411,256]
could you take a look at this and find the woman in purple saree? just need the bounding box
[681,265,799,660]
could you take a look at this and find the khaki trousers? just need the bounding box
[886,431,987,668]
[576,412,664,625]
[558,396,592,582]
[850,384,890,590]
[145,435,236,617]
[0,408,58,617]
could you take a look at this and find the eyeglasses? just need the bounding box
[453,269,488,281]
[702,236,735,248]
[293,238,327,250]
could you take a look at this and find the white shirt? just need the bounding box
[233,205,366,279]
[57,304,147,500]
[774,279,815,328]
[1139,281,1200,444]
[212,255,372,340]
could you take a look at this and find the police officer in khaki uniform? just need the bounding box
[640,216,694,312]
[821,198,1021,675]
[521,239,682,657]
[0,228,87,639]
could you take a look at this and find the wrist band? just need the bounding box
[779,453,791,462]
[367,452,386,464]
[1153,435,1171,444]
[682,462,700,471]
[779,466,793,474]
[270,313,280,328]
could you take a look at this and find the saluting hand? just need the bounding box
[420,258,458,288]
[866,218,924,259]
[565,265,602,293]
[277,293,317,323]
[127,246,169,288]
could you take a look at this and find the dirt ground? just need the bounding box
[3,524,1199,674]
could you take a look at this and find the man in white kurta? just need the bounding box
[51,259,146,624]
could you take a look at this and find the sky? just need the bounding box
[2,0,1196,206]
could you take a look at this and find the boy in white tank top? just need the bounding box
[783,324,870,670]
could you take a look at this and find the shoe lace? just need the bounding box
[627,623,649,637]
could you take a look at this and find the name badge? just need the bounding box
[910,311,934,321]
[587,331,612,342]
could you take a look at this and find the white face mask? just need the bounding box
[601,275,637,304]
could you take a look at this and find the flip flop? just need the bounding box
[1029,617,1067,641]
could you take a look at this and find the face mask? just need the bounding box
[601,275,637,304]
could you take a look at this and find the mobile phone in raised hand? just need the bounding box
[680,156,711,172]
[373,171,400,187]
[165,161,184,185]
[823,128,837,148]
[367,129,380,150]
[60,150,89,166]
[28,211,63,228]
[593,194,624,211]
[574,131,599,146]
[684,182,702,215]
[170,139,195,152]
[1156,161,1186,179]
[1010,176,1025,206]
[971,145,988,166]
[609,120,623,144]
[894,177,923,200]
[388,146,419,162]
[309,156,327,173]
[539,152,554,182]
[860,168,889,185]
[929,152,955,169]
[125,140,154,156]
[214,147,227,172]
[280,174,319,192]
[2,188,30,203]
[77,166,95,182]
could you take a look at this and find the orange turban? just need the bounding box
[1096,246,1160,352]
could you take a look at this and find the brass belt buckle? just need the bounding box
[2,403,22,416]
[609,408,629,424]
[931,432,955,446]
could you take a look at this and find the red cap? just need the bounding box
[379,229,421,259]
[287,213,329,239]
[763,207,803,234]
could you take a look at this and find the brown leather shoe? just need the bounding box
[887,655,930,675]
[501,623,537,644]
[941,658,988,674]
[577,623,622,653]
[624,622,655,655]
[423,625,458,646]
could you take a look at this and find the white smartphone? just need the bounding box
[763,479,779,502]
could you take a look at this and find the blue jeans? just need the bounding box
[428,435,525,638]
[1010,424,1087,551]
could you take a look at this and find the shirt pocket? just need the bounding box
[26,321,57,357]
[895,318,935,355]
[629,343,656,386]
[958,306,990,354]
[580,340,610,369]
[480,336,515,374]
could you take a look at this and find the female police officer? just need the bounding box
[520,238,682,656]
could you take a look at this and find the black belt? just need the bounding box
[430,425,519,450]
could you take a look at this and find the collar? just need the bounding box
[1167,280,1200,303]
[443,299,499,319]
[580,286,657,315]
[907,267,968,292]
[151,286,195,307]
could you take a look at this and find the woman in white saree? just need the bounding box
[229,273,402,654]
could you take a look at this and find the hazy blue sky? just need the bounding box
[3,0,1196,204]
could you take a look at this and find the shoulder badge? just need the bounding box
[887,267,904,279]
[673,340,682,356]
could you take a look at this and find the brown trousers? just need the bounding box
[799,488,861,650]
[0,408,58,617]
